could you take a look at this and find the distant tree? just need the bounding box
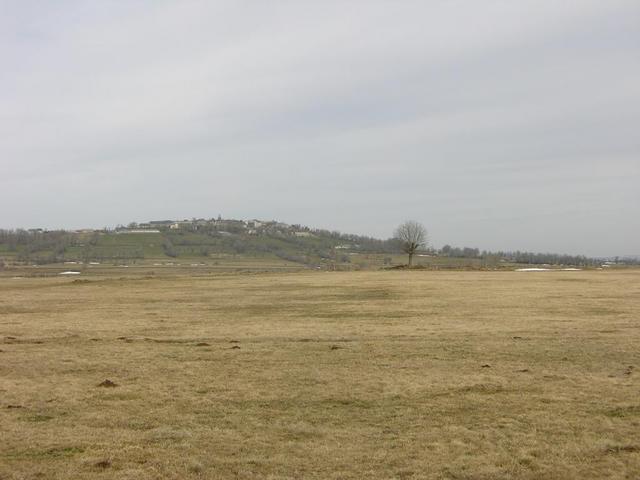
[162,238,178,258]
[88,232,100,246]
[394,221,428,267]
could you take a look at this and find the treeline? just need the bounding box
[493,251,596,266]
[78,247,144,263]
[0,229,73,250]
[309,228,399,253]
[165,230,320,265]
[0,229,78,264]
[439,244,602,266]
[0,229,144,264]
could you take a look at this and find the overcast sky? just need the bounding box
[1,1,638,256]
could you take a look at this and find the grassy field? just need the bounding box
[1,269,639,479]
[0,255,308,278]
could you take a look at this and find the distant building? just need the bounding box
[246,220,264,229]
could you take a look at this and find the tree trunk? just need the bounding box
[408,252,413,267]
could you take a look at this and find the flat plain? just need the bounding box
[1,269,639,479]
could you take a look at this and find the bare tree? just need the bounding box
[394,221,428,267]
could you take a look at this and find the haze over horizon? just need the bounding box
[2,1,639,257]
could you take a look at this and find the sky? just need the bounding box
[1,1,639,257]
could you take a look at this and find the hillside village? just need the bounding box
[119,218,319,238]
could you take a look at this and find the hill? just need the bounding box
[0,217,632,271]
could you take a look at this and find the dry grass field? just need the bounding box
[1,269,639,479]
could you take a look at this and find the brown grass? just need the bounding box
[1,269,639,479]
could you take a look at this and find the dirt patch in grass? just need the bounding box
[97,379,118,388]
[94,458,112,469]
[604,405,640,418]
[604,445,640,454]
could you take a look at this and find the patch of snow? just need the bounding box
[561,268,582,271]
[89,262,100,265]
[59,271,81,275]
[515,268,551,272]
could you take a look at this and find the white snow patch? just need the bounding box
[515,267,583,272]
[59,271,81,275]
